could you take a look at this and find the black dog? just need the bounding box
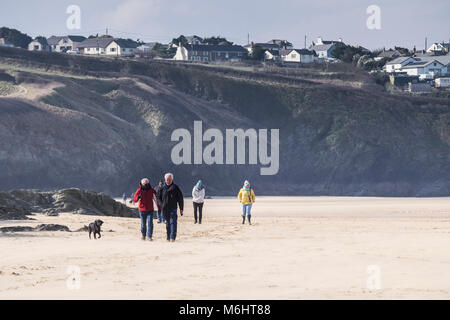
[88,220,103,239]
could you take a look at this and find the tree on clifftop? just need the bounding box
[332,45,366,63]
[0,27,32,48]
[203,36,233,45]
[250,45,265,61]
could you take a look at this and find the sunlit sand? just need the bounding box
[1,196,449,299]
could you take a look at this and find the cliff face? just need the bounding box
[0,47,449,196]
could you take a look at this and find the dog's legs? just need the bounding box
[94,232,97,239]
[89,230,92,239]
[98,232,101,239]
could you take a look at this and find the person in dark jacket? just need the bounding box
[156,173,184,242]
[153,179,165,223]
[133,178,160,241]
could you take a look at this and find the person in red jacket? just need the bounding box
[133,178,160,241]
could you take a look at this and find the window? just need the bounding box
[110,47,116,52]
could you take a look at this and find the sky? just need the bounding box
[1,0,449,50]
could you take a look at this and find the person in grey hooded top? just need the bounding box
[192,180,205,224]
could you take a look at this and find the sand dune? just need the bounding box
[1,196,449,299]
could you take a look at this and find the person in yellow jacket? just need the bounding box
[238,180,255,225]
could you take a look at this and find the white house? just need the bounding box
[280,49,317,63]
[426,42,450,55]
[435,77,450,88]
[78,38,139,56]
[401,60,446,78]
[386,55,450,79]
[264,50,279,61]
[385,55,450,79]
[309,37,344,59]
[28,38,50,51]
[385,56,416,73]
[47,35,86,52]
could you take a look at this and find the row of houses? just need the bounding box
[28,35,142,56]
[20,33,450,82]
[172,36,349,63]
[385,55,450,79]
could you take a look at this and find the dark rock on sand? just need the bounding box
[51,188,137,217]
[0,188,137,219]
[0,226,35,232]
[34,224,71,232]
[0,224,71,233]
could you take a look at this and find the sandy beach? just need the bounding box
[1,196,449,299]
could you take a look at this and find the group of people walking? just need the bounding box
[133,173,183,242]
[131,173,256,242]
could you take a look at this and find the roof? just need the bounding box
[280,49,316,56]
[67,35,86,42]
[78,38,139,49]
[377,50,400,58]
[386,56,414,65]
[30,38,48,46]
[264,49,279,56]
[418,55,450,66]
[402,60,444,69]
[47,36,62,45]
[78,37,114,48]
[356,45,370,52]
[429,42,450,50]
[114,39,140,48]
[186,44,247,53]
[309,43,336,52]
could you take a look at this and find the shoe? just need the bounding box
[199,221,202,224]
[170,239,175,242]
[195,221,197,224]
[167,237,170,242]
[147,237,153,241]
[141,236,146,241]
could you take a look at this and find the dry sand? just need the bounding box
[0,196,449,299]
